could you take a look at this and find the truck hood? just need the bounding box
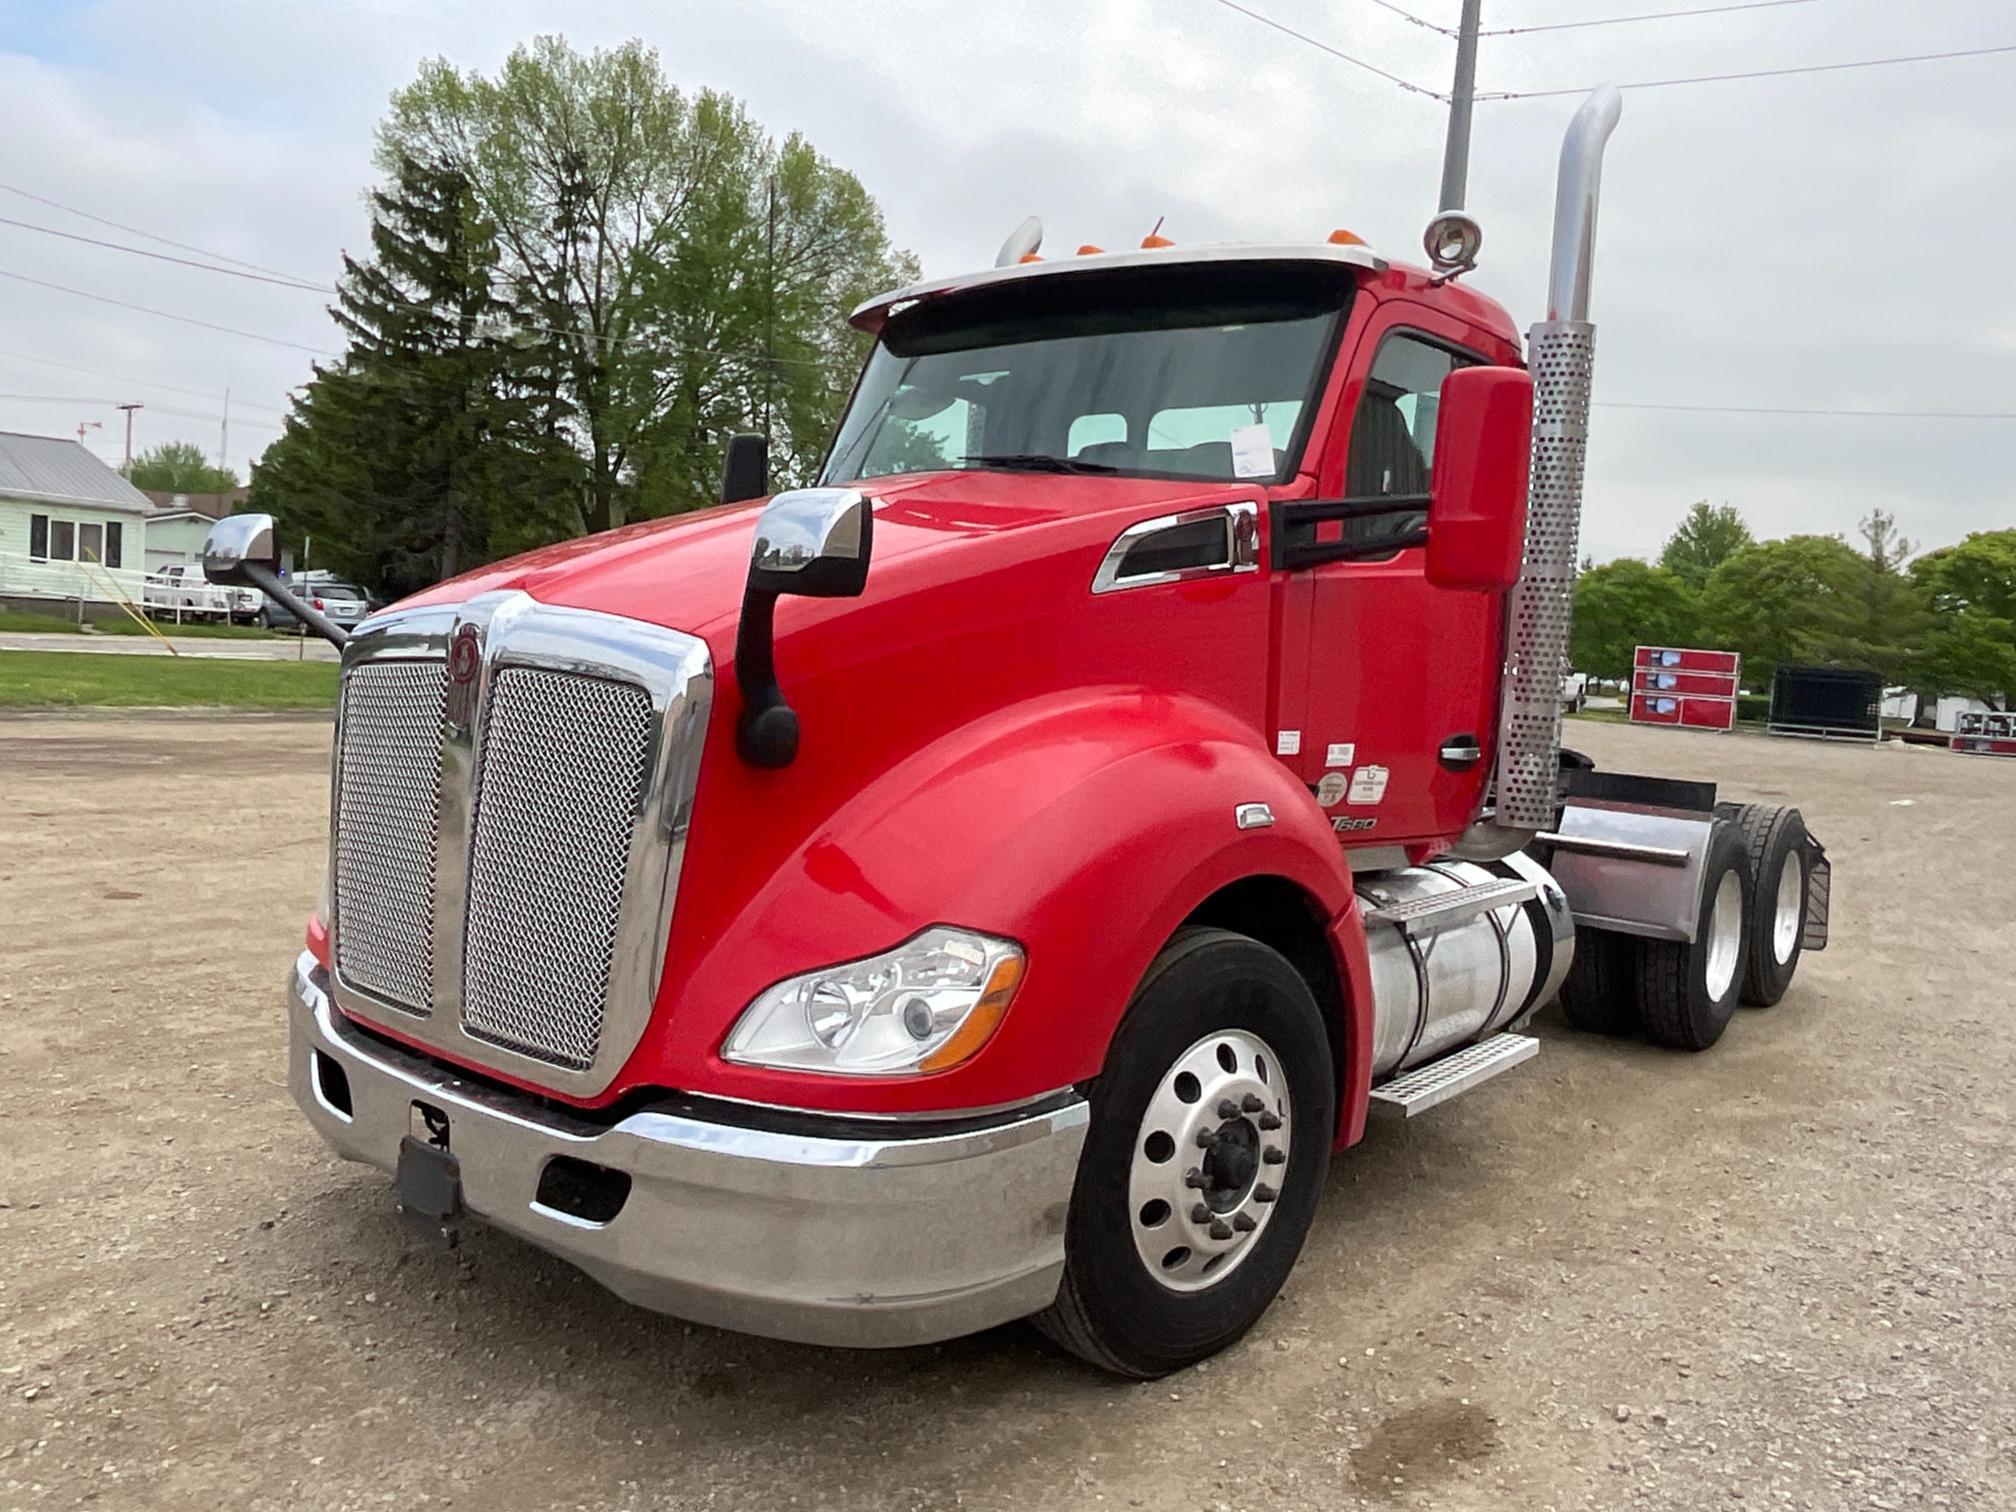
[393,470,1261,648]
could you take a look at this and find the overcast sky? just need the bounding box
[2,0,2011,562]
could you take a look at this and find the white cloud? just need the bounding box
[2,0,2011,559]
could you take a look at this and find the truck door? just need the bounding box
[1272,313,1506,851]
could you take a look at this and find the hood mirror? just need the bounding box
[202,512,353,648]
[735,489,875,768]
[720,433,770,504]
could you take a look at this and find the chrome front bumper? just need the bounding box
[287,953,1089,1348]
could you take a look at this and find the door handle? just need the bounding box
[1439,734,1484,771]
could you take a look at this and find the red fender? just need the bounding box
[641,687,1373,1142]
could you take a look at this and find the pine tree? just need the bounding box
[254,155,575,597]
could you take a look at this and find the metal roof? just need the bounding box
[848,241,1389,333]
[0,431,154,514]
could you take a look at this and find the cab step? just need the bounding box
[1369,1034,1539,1117]
[1361,877,1538,938]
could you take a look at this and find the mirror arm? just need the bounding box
[240,561,351,649]
[733,584,799,768]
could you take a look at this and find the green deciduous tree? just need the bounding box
[130,441,237,494]
[379,36,917,537]
[1698,535,1871,685]
[1658,501,1753,590]
[1911,528,2016,704]
[1571,559,1699,679]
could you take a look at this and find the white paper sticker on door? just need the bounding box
[1230,421,1275,479]
[1275,729,1302,756]
[1325,742,1355,768]
[1316,772,1348,807]
[1347,764,1389,805]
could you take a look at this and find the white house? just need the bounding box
[0,432,152,620]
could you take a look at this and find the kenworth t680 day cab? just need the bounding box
[208,87,1829,1377]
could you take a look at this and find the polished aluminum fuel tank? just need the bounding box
[1356,852,1575,1078]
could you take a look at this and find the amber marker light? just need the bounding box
[920,952,1026,1072]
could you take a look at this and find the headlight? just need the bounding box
[722,927,1025,1076]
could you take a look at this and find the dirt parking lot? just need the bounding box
[2,713,2012,1510]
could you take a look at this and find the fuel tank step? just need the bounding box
[1360,877,1539,938]
[1369,1033,1539,1117]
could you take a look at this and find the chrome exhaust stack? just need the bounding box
[1481,86,1623,845]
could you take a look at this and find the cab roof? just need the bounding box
[849,241,1389,335]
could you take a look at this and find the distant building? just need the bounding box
[138,486,249,521]
[0,432,152,619]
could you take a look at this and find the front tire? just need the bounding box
[1036,928,1334,1378]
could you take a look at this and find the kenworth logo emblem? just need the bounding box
[445,624,481,727]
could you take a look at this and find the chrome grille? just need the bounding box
[460,667,654,1069]
[333,660,447,1014]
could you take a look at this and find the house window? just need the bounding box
[104,521,123,569]
[78,522,104,565]
[29,513,49,560]
[49,519,75,562]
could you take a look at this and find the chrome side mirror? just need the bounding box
[735,489,876,767]
[202,512,280,585]
[201,512,352,649]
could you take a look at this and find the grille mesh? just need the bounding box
[460,667,653,1069]
[1496,320,1596,829]
[334,660,447,1014]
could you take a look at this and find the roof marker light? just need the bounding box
[1077,244,1105,256]
[1141,234,1174,248]
[1327,228,1367,246]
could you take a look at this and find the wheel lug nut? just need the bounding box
[1232,1212,1257,1232]
[1253,1183,1279,1204]
[1217,1098,1241,1119]
[1263,1147,1285,1165]
[1208,1219,1233,1240]
[1241,1093,1265,1113]
[1184,1167,1208,1189]
[1191,1203,1214,1223]
[1195,1129,1216,1148]
[1258,1112,1282,1131]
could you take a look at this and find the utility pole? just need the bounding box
[1437,0,1483,212]
[116,402,143,475]
[762,173,777,443]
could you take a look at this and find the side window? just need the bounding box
[29,512,49,560]
[1341,334,1470,548]
[104,521,123,570]
[49,519,76,562]
[1345,336,1462,496]
[78,522,104,565]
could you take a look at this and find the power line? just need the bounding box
[0,269,336,355]
[0,180,321,284]
[0,215,332,292]
[1480,41,2016,99]
[1479,0,1816,36]
[1369,0,1455,36]
[0,348,289,412]
[1597,401,2016,420]
[1200,0,1446,97]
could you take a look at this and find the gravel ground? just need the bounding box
[2,712,2011,1511]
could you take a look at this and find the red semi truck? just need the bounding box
[207,87,1828,1377]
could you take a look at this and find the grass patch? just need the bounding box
[0,651,338,709]
[0,609,88,634]
[90,617,290,640]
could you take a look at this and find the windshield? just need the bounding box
[822,265,1350,487]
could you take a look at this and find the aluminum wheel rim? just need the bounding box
[1128,1029,1291,1294]
[1771,855,1805,965]
[1703,868,1744,1001]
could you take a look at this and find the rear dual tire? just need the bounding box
[1720,803,1810,1007]
[1555,820,1751,1050]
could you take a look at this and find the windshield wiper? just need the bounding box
[958,453,1121,475]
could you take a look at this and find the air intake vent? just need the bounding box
[459,667,654,1069]
[333,660,447,1015]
